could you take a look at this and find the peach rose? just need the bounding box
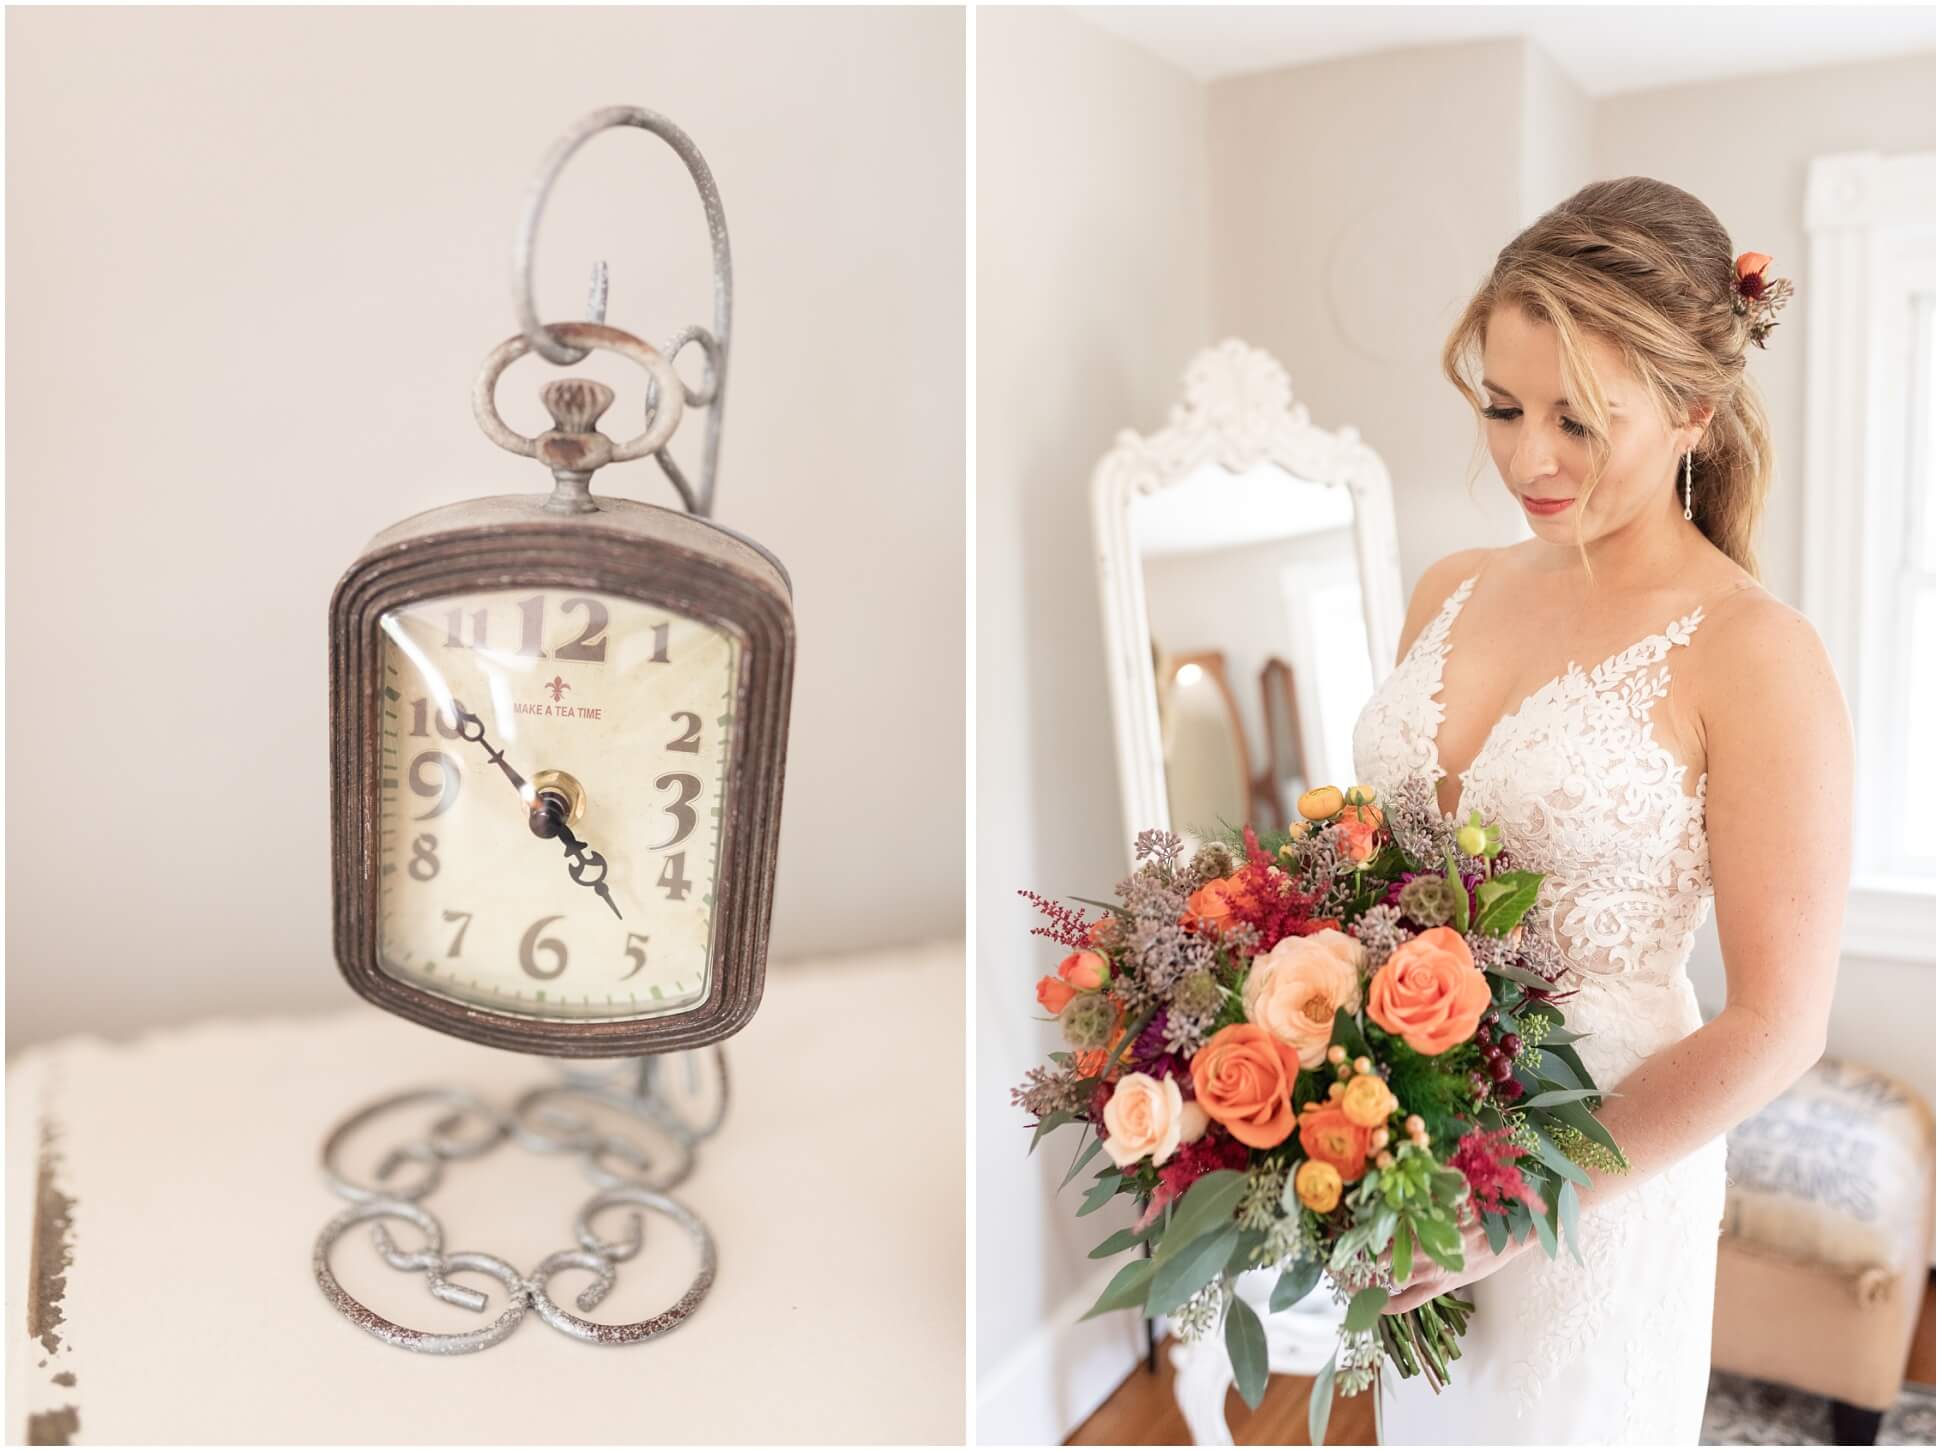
[1340,1072,1400,1129]
[1298,1100,1373,1183]
[1036,976,1076,1014]
[1334,815,1380,865]
[1241,929,1366,1069]
[1366,925,1493,1057]
[1294,1158,1343,1214]
[1059,949,1110,991]
[1102,1072,1200,1168]
[1190,1024,1302,1149]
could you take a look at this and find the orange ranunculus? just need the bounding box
[1074,998,1128,1081]
[1335,815,1380,865]
[1297,785,1345,822]
[1059,949,1110,991]
[1298,1100,1373,1183]
[1340,1072,1400,1129]
[1294,1158,1344,1213]
[1190,1023,1301,1149]
[1340,786,1384,828]
[1365,925,1493,1056]
[1036,975,1077,1014]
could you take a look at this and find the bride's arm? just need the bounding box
[1571,596,1853,1217]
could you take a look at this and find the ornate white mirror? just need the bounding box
[1093,340,1407,858]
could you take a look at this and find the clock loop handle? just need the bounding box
[473,320,686,465]
[512,105,732,519]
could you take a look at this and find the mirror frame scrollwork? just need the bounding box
[1091,339,1407,864]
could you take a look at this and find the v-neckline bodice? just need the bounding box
[1417,572,1717,822]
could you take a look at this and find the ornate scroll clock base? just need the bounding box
[319,107,792,1354]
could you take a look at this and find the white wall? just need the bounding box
[5,7,965,1051]
[974,7,1211,1441]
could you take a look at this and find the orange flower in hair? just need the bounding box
[1731,251,1794,349]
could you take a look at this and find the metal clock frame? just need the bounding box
[329,496,794,1057]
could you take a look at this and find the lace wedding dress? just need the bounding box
[1350,567,1740,1445]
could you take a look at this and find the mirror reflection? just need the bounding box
[1135,460,1375,844]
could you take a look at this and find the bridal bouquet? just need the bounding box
[1012,776,1630,1441]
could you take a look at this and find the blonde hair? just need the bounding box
[1440,176,1773,581]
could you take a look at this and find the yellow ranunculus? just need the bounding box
[1295,1158,1343,1214]
[1297,785,1345,822]
[1340,1072,1400,1129]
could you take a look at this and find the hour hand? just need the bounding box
[530,794,624,921]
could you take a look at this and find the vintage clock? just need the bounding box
[330,111,793,1061]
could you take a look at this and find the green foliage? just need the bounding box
[1377,1032,1480,1142]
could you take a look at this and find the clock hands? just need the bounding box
[449,700,624,921]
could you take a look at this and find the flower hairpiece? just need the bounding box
[1731,251,1794,350]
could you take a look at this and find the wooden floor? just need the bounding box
[1069,1274,1936,1445]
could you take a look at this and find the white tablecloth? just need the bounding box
[6,939,965,1445]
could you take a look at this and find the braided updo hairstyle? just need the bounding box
[1441,176,1774,581]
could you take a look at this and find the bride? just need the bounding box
[1351,177,1853,1445]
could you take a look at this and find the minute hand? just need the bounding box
[449,700,624,921]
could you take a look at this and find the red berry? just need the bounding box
[1490,1055,1515,1083]
[1501,1033,1523,1057]
[1499,1077,1524,1102]
[1474,1025,1494,1047]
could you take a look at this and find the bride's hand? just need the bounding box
[1380,1214,1530,1315]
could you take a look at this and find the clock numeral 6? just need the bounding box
[652,773,702,849]
[409,834,440,881]
[409,750,463,819]
[621,932,650,980]
[519,915,568,980]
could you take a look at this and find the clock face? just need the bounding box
[374,588,739,1022]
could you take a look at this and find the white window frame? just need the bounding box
[1800,150,1936,964]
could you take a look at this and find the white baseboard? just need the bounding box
[976,1262,1150,1445]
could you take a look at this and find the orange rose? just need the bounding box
[1085,916,1116,947]
[1180,877,1244,933]
[1190,1023,1301,1149]
[1365,925,1493,1056]
[1298,1100,1373,1183]
[1036,976,1076,1014]
[1334,815,1380,865]
[1059,949,1110,991]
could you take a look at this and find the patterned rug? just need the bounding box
[1702,1370,1936,1446]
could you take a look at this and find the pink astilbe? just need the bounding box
[1018,888,1093,949]
[1449,1125,1544,1216]
[1214,826,1331,955]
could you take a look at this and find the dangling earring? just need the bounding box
[1683,450,1694,521]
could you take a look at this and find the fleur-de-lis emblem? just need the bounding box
[544,676,571,703]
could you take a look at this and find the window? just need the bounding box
[1802,150,1936,962]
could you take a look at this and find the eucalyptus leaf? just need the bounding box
[1077,1170,1124,1217]
[1225,1295,1270,1410]
[1226,1229,1268,1277]
[1528,1181,1559,1257]
[1537,1096,1626,1159]
[1308,1351,1339,1447]
[1153,1170,1248,1263]
[1079,1258,1157,1320]
[1558,1180,1583,1267]
[1527,1128,1592,1189]
[1146,1226,1240,1317]
[1541,1039,1597,1090]
[1480,1209,1508,1256]
[1270,1259,1322,1312]
[1087,1224,1150,1260]
[1061,1133,1106,1189]
[1028,1111,1074,1153]
[1521,1086,1608,1109]
[1486,961,1555,990]
[1345,1285,1390,1335]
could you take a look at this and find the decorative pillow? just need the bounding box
[1723,1057,1935,1276]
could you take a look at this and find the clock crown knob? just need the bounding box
[540,378,615,435]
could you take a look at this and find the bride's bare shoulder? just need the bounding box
[1696,584,1851,765]
[1393,547,1497,664]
